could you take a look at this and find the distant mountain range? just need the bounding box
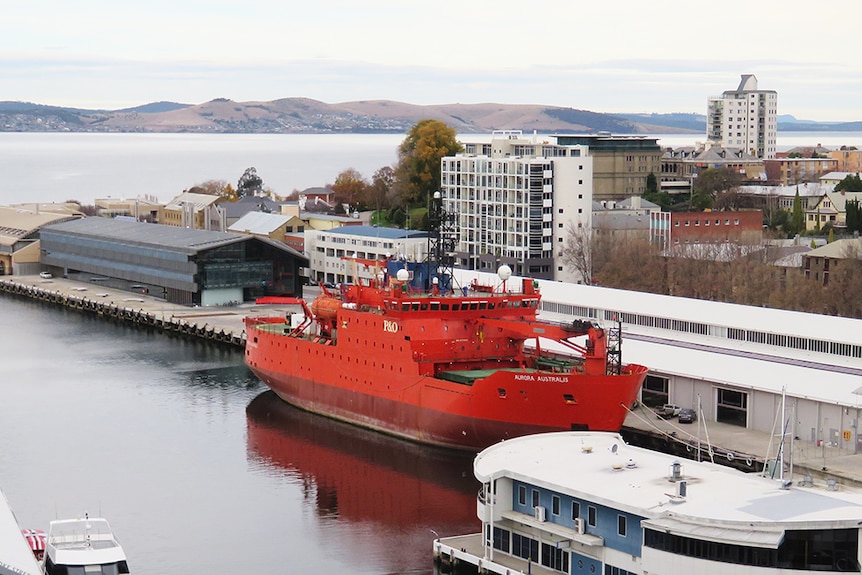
[1,99,860,134]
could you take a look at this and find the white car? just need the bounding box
[39,271,53,279]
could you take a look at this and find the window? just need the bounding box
[552,495,560,516]
[532,489,540,508]
[518,485,526,506]
[618,514,627,537]
[588,506,597,527]
[572,501,580,520]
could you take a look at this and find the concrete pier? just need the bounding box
[0,275,299,349]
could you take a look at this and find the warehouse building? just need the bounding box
[40,218,307,306]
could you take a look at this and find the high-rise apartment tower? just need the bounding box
[707,74,778,159]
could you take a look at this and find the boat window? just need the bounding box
[488,302,495,310]
[451,304,459,311]
[478,302,487,310]
[470,302,479,311]
[420,303,428,311]
[401,303,410,311]
[440,304,449,311]
[430,302,440,311]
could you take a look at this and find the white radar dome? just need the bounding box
[497,265,512,282]
[396,269,410,282]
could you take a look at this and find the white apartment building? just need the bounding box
[707,74,778,159]
[304,225,429,285]
[440,130,593,284]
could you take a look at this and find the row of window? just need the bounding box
[543,301,861,359]
[489,527,570,574]
[676,218,740,227]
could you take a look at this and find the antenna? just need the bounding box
[426,191,458,291]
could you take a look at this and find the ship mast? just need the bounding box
[427,190,458,291]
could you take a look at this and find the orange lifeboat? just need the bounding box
[311,296,342,322]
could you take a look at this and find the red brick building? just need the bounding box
[668,210,763,246]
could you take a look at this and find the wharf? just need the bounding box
[0,275,301,349]
[4,274,862,488]
[622,404,862,488]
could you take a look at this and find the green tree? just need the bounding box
[237,167,264,198]
[692,167,743,210]
[835,173,862,192]
[394,119,463,211]
[369,166,396,224]
[846,199,861,234]
[645,173,658,195]
[788,189,805,236]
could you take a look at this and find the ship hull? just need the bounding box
[245,331,647,451]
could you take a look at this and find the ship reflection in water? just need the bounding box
[245,391,481,574]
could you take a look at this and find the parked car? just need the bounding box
[678,408,697,424]
[658,404,681,419]
[39,271,52,279]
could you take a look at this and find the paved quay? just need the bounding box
[0,274,305,348]
[622,404,862,488]
[4,273,862,489]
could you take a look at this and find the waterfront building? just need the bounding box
[660,144,764,190]
[0,206,78,276]
[707,74,778,159]
[304,225,428,286]
[436,431,862,575]
[40,217,307,305]
[453,268,862,457]
[228,211,305,242]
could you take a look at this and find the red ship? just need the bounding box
[244,267,648,451]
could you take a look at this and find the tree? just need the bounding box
[560,221,594,284]
[835,173,862,193]
[188,179,237,202]
[369,166,396,224]
[692,167,742,210]
[642,172,672,210]
[788,189,805,236]
[329,168,369,211]
[394,119,463,210]
[846,199,861,235]
[237,167,264,198]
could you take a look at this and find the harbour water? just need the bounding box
[2,130,862,573]
[2,131,861,206]
[0,295,478,574]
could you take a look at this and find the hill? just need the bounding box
[0,98,695,134]
[1,99,858,134]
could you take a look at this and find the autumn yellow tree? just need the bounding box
[394,119,463,210]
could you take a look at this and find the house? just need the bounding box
[228,211,305,242]
[820,171,860,188]
[593,196,661,243]
[803,238,862,285]
[804,190,862,231]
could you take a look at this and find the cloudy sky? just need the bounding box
[4,0,861,122]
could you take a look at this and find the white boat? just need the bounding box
[0,490,41,575]
[44,514,131,575]
[435,431,862,575]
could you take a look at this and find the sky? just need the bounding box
[3,0,862,122]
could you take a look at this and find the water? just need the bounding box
[0,296,479,574]
[2,131,861,207]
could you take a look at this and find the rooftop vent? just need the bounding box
[669,461,684,481]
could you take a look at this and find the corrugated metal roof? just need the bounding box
[228,211,292,235]
[326,225,428,240]
[42,217,248,253]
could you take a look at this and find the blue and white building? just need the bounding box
[435,431,862,575]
